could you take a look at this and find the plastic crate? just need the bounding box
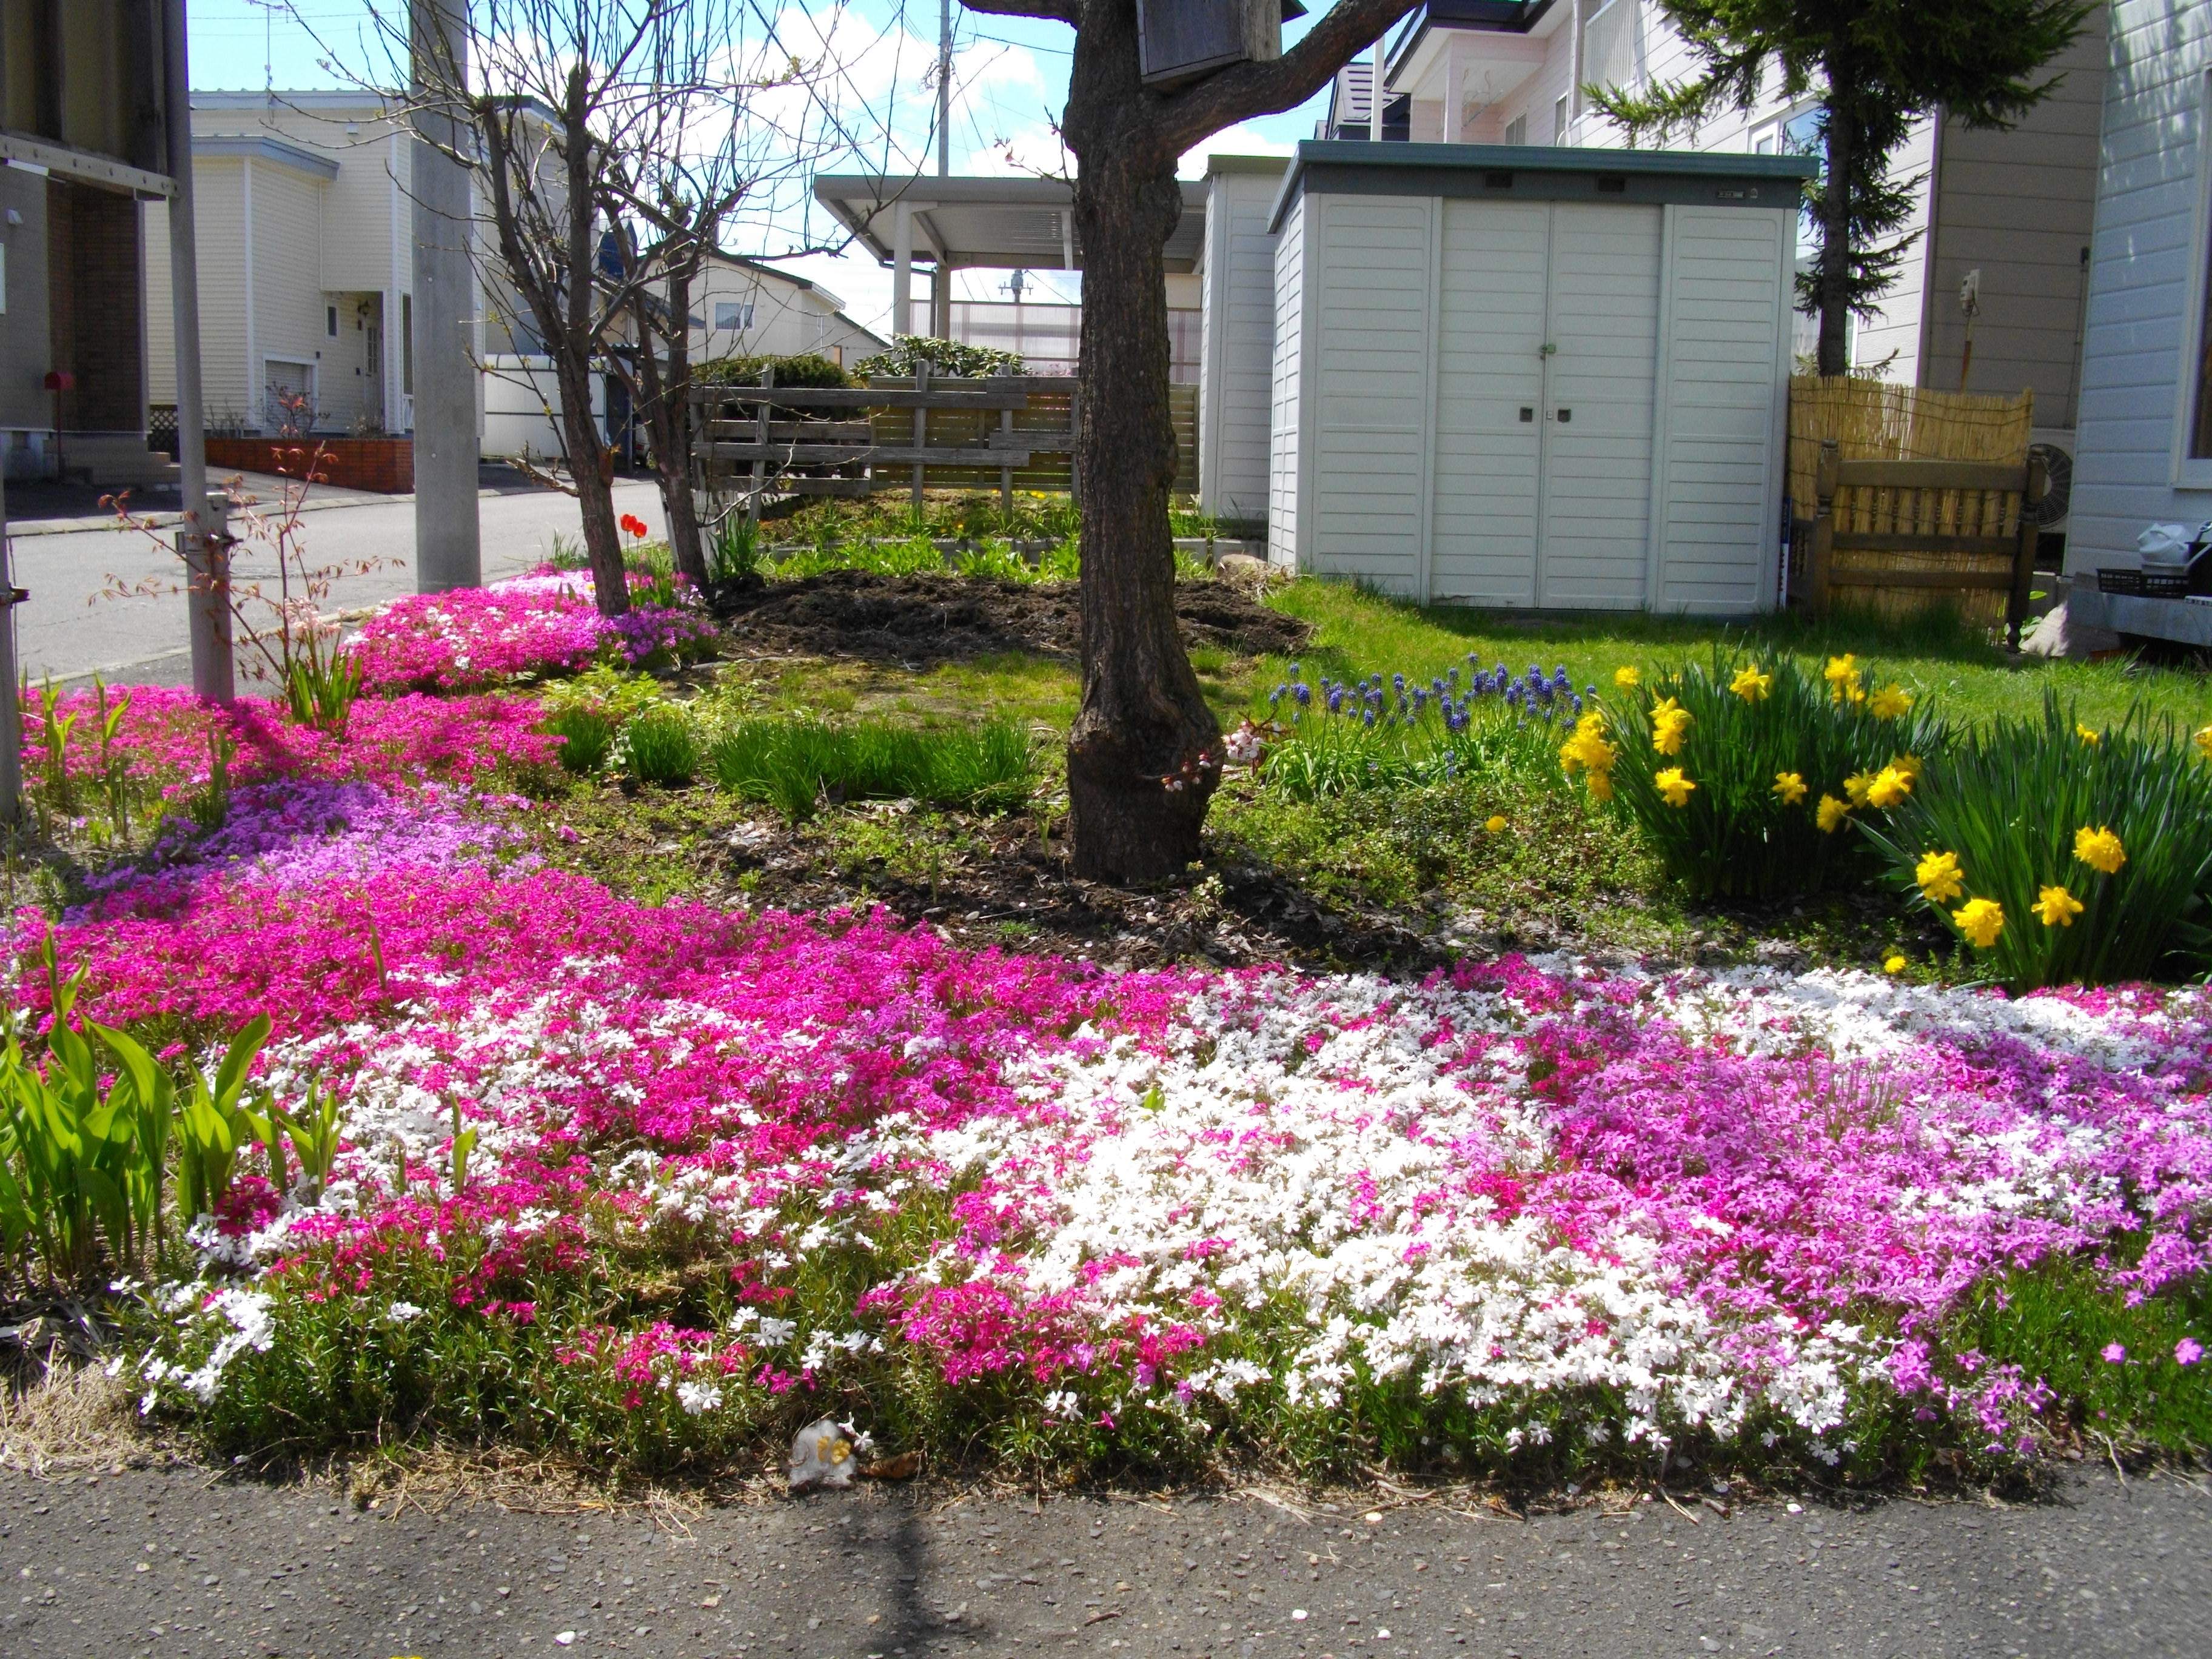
[2098,568,2145,595]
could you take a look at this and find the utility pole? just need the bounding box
[938,0,952,177]
[412,0,482,593]
[166,0,232,703]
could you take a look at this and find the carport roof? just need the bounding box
[811,173,1211,273]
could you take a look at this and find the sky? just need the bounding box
[186,1,1354,337]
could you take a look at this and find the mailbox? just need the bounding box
[1137,0,1303,89]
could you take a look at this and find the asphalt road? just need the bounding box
[1,1464,2205,1659]
[6,478,669,692]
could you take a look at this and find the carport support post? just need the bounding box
[892,202,914,340]
[165,0,231,702]
[411,0,481,594]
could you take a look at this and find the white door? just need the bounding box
[1426,199,1662,607]
[1430,199,1549,605]
[1538,203,1663,608]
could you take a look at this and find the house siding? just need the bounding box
[2070,0,2212,574]
[1266,193,1307,565]
[1197,165,1281,525]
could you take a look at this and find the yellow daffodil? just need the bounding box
[1614,665,1641,688]
[1816,794,1852,833]
[1892,753,1924,783]
[1654,767,1695,808]
[1485,814,1508,834]
[1951,897,2005,949]
[1772,771,1808,805]
[1868,683,1913,720]
[1585,768,1615,802]
[1729,665,1772,702]
[1915,850,1965,903]
[2196,723,2212,761]
[1865,765,1914,808]
[1558,712,1617,779]
[1825,654,1865,705]
[1843,771,1875,808]
[1884,954,1908,974]
[2034,884,2085,928]
[2074,825,2127,875]
[2077,722,2101,746]
[1650,697,1692,756]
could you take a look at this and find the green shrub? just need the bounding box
[541,705,618,774]
[693,352,856,389]
[1591,651,1946,899]
[854,336,1025,380]
[705,717,1035,821]
[1861,695,2212,988]
[620,703,699,786]
[538,668,663,775]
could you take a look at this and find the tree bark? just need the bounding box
[1815,72,1856,379]
[646,261,709,590]
[1062,14,1219,882]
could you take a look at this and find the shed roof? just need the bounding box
[1268,139,1820,232]
[811,173,1210,273]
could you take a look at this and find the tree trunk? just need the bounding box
[654,263,709,589]
[1815,80,1856,379]
[558,360,629,615]
[1062,24,1219,883]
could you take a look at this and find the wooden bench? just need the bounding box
[1798,438,2048,649]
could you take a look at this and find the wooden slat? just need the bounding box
[694,386,1034,411]
[770,478,891,497]
[1828,532,2020,556]
[703,420,876,442]
[700,442,1034,467]
[1833,459,2028,492]
[1826,567,2016,591]
[987,430,1074,452]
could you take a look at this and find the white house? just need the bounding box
[688,250,885,368]
[2067,0,2212,577]
[142,92,467,441]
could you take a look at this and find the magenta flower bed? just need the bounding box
[346,569,719,692]
[41,843,2212,1464]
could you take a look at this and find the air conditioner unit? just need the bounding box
[2027,427,2074,534]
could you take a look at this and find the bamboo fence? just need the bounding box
[1787,377,2037,627]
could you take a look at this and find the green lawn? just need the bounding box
[1255,581,2212,734]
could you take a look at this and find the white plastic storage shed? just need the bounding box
[1267,142,1818,612]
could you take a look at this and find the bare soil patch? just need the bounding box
[717,570,1311,665]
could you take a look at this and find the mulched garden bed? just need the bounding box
[717,570,1312,663]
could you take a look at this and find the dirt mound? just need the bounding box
[719,570,1310,663]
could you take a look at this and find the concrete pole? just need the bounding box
[891,201,914,340]
[411,0,481,592]
[1371,35,1386,139]
[937,0,952,178]
[164,0,232,702]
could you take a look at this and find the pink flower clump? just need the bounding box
[347,568,717,692]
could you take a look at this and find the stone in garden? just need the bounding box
[1216,553,1272,584]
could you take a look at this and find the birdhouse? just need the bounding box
[1136,0,1302,90]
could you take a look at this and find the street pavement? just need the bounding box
[1,1462,2206,1659]
[5,476,669,692]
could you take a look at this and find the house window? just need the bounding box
[327,304,339,338]
[1553,93,1570,144]
[715,301,754,331]
[1504,113,1527,147]
[401,294,414,395]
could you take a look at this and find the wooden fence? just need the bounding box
[1786,377,2036,628]
[691,371,1197,515]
